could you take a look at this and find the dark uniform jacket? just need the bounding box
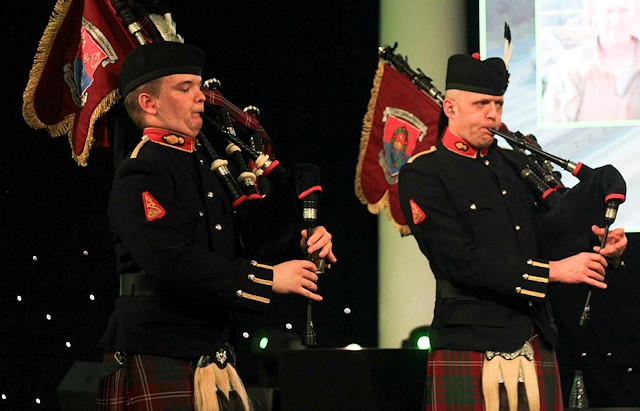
[398,128,558,353]
[99,127,297,359]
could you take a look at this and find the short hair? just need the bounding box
[122,77,162,129]
[444,89,461,102]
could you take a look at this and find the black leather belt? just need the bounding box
[120,271,156,296]
[436,279,467,299]
[436,279,491,300]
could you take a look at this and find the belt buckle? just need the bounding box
[114,351,126,366]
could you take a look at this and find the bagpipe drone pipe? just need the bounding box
[198,78,324,266]
[380,44,627,320]
[108,0,325,265]
[490,127,627,263]
[491,128,626,333]
[490,127,629,405]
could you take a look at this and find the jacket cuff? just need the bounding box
[233,260,274,309]
[514,259,550,301]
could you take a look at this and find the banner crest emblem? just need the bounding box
[381,107,427,183]
[355,60,441,234]
[66,18,118,108]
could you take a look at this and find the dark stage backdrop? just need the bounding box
[1,1,379,409]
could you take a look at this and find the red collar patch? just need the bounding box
[409,199,426,225]
[143,128,196,152]
[442,128,488,158]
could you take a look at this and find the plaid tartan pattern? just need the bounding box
[96,353,196,410]
[425,338,563,410]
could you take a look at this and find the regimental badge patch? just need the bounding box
[142,191,166,221]
[454,141,469,152]
[409,199,426,224]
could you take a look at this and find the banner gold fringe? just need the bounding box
[22,0,119,167]
[70,89,120,166]
[22,0,72,133]
[354,59,383,209]
[355,60,412,236]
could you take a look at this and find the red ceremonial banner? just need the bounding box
[22,0,138,166]
[355,60,442,235]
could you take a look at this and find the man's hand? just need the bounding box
[300,225,337,264]
[549,252,608,289]
[272,260,322,301]
[591,225,627,258]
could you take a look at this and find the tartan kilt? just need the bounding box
[96,353,196,410]
[424,337,563,411]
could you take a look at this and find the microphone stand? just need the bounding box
[301,194,320,347]
[302,224,317,347]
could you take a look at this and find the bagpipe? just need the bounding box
[111,0,324,344]
[111,0,323,238]
[379,43,627,324]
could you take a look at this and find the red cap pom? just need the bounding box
[471,52,481,60]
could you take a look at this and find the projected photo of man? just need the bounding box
[541,0,640,124]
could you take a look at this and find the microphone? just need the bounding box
[302,190,320,227]
[293,165,324,274]
[292,165,322,223]
[290,164,323,347]
[301,189,326,275]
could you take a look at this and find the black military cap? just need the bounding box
[445,53,508,96]
[118,41,205,98]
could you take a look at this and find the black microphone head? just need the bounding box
[290,164,322,225]
[291,163,322,200]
